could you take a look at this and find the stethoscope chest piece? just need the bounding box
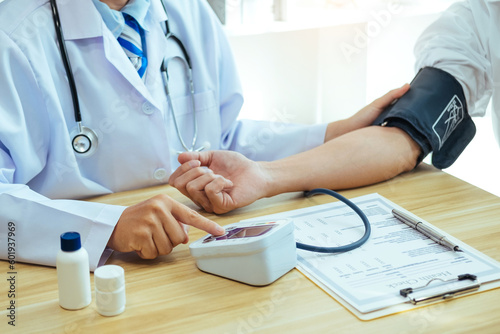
[71,124,98,157]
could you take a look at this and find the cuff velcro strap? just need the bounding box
[373,67,476,169]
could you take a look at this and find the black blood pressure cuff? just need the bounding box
[373,67,476,169]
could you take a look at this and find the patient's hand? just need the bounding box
[169,151,270,214]
[324,83,410,142]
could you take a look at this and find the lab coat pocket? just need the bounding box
[167,89,221,152]
[169,89,217,116]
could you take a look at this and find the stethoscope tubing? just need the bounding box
[50,0,82,124]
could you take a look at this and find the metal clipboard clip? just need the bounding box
[400,274,481,305]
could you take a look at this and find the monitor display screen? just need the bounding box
[203,224,276,243]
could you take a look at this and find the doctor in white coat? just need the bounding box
[0,0,333,270]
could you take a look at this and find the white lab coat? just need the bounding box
[414,0,500,143]
[0,0,326,270]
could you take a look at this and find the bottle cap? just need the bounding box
[60,232,82,252]
[94,265,125,292]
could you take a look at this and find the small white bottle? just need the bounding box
[56,232,91,310]
[94,265,126,316]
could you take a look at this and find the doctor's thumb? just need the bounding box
[178,150,213,165]
[177,151,201,164]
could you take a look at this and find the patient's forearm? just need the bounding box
[262,126,421,196]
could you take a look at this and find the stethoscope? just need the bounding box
[49,0,204,157]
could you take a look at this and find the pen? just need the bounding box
[392,209,463,252]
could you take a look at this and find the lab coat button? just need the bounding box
[153,168,168,180]
[142,102,155,115]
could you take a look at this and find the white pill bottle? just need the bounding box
[94,265,126,316]
[56,231,92,310]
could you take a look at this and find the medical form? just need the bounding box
[245,193,500,319]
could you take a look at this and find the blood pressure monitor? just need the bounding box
[190,188,372,286]
[189,219,297,286]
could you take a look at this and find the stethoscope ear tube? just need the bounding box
[161,55,199,152]
[297,188,371,253]
[50,0,83,124]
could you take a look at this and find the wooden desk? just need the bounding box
[2,164,500,333]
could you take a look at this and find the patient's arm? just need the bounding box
[261,125,421,196]
[169,124,421,214]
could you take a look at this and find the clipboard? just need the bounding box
[242,193,500,320]
[399,273,480,305]
[296,268,500,321]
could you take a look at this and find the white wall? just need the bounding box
[227,6,441,124]
[228,29,322,124]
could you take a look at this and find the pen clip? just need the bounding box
[400,274,480,305]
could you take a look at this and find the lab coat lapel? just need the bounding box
[101,32,157,104]
[57,0,159,109]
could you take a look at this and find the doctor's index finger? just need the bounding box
[170,200,225,236]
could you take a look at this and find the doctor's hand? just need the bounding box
[169,151,269,214]
[324,83,410,142]
[107,195,225,259]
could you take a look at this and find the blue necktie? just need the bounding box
[117,14,147,78]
